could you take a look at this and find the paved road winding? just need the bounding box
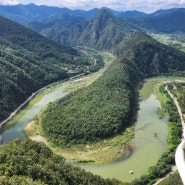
[165,86,185,185]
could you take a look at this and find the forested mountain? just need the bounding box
[0,3,68,25]
[27,13,85,37]
[0,4,98,25]
[0,16,100,122]
[128,8,185,33]
[115,33,185,75]
[42,56,142,145]
[0,138,120,185]
[41,32,185,146]
[27,9,146,37]
[49,9,137,52]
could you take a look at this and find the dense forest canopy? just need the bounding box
[42,57,142,146]
[0,138,120,185]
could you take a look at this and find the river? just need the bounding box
[0,78,168,183]
[1,83,69,143]
[82,93,168,182]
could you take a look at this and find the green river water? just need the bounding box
[1,78,168,183]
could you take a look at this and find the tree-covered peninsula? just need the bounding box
[41,32,185,147]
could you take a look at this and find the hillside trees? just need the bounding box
[0,17,103,122]
[42,56,142,146]
[0,138,120,185]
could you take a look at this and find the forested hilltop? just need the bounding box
[42,56,142,145]
[0,16,103,122]
[41,32,185,147]
[0,138,120,185]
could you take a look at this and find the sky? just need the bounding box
[0,0,185,13]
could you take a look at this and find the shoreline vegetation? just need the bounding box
[132,77,185,185]
[24,119,134,165]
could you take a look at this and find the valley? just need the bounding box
[0,3,185,185]
[1,58,168,182]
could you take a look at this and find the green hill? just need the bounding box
[0,16,101,122]
[116,33,185,76]
[0,138,120,185]
[42,56,142,145]
[41,32,185,146]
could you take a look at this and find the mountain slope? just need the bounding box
[27,13,85,36]
[116,33,185,76]
[0,16,98,122]
[128,8,185,33]
[0,3,68,25]
[50,9,137,52]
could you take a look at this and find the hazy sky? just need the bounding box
[0,0,185,13]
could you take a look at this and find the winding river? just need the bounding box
[1,77,168,183]
[82,93,168,182]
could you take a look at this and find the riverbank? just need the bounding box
[24,118,134,165]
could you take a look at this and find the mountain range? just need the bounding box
[0,3,144,25]
[1,3,185,35]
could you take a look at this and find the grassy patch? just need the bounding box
[140,79,158,100]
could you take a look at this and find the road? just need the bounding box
[165,86,185,185]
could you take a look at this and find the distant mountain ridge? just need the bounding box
[0,3,147,25]
[49,9,138,52]
[27,13,85,36]
[1,4,185,37]
[141,8,185,32]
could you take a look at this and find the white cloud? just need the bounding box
[0,0,19,5]
[0,0,185,13]
[126,0,185,12]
